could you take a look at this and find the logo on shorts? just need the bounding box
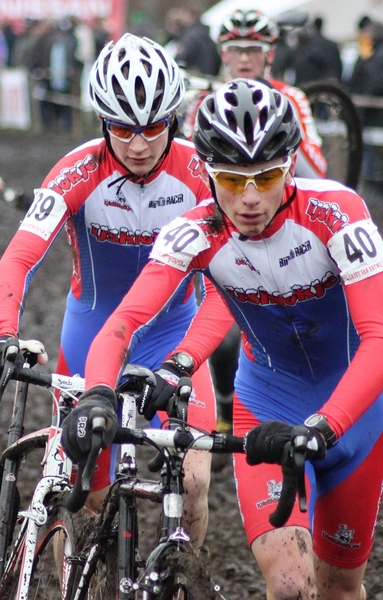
[256,479,283,509]
[321,524,361,549]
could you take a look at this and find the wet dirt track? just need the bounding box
[0,129,383,598]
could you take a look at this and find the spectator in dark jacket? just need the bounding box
[174,3,221,77]
[293,17,343,85]
[348,21,383,198]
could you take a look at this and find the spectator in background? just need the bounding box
[175,2,221,77]
[92,17,109,56]
[342,15,373,85]
[293,17,343,85]
[163,7,187,59]
[270,29,294,83]
[358,15,374,60]
[28,18,83,132]
[348,21,383,204]
[0,24,9,66]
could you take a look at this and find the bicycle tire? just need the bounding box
[0,494,84,600]
[64,502,119,600]
[301,79,363,190]
[157,550,221,600]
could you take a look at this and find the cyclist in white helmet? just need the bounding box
[0,33,231,551]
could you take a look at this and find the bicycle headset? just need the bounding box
[88,33,185,184]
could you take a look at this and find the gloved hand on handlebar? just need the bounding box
[244,420,328,466]
[61,385,118,466]
[137,362,191,421]
[0,335,48,370]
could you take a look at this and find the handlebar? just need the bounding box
[269,427,309,528]
[1,347,308,524]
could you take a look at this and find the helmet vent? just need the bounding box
[211,136,238,157]
[112,75,136,120]
[121,60,130,80]
[135,76,146,109]
[151,71,165,116]
[206,97,216,115]
[224,91,239,107]
[225,109,238,133]
[258,106,268,130]
[283,103,293,123]
[264,131,287,155]
[198,111,213,131]
[244,111,254,144]
[252,89,263,105]
[118,47,127,62]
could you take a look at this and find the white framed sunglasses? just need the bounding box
[206,157,292,194]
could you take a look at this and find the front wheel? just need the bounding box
[0,495,83,599]
[158,550,222,600]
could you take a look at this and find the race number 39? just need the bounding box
[328,219,383,284]
[19,189,67,240]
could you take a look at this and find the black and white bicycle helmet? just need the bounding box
[193,78,301,164]
[88,33,185,126]
[218,9,279,45]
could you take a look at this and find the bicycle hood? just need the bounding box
[88,33,185,126]
[193,78,301,165]
[218,9,279,45]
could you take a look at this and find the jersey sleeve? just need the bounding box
[84,261,233,389]
[319,270,383,437]
[0,188,70,336]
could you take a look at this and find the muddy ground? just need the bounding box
[1,128,383,598]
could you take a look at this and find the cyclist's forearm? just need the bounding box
[84,261,188,388]
[320,273,383,437]
[170,277,234,371]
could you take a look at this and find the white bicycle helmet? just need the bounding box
[89,33,185,126]
[218,9,279,45]
[193,78,301,164]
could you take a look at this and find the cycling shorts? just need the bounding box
[233,394,383,569]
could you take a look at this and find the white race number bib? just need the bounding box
[19,189,67,240]
[150,216,210,272]
[328,219,383,284]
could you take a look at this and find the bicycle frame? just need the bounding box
[0,364,85,598]
[0,354,245,600]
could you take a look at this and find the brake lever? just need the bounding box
[291,427,309,513]
[0,338,20,398]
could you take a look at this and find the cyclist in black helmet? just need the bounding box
[181,8,328,434]
[68,78,383,599]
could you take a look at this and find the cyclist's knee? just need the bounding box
[183,450,211,499]
[252,527,316,600]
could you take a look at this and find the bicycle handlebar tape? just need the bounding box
[213,433,245,453]
[269,461,298,528]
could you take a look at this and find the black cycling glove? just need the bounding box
[61,385,118,466]
[137,362,188,421]
[244,420,327,466]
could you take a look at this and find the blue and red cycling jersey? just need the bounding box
[0,136,232,379]
[86,176,383,440]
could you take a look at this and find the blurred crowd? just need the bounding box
[0,16,109,131]
[0,8,383,196]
